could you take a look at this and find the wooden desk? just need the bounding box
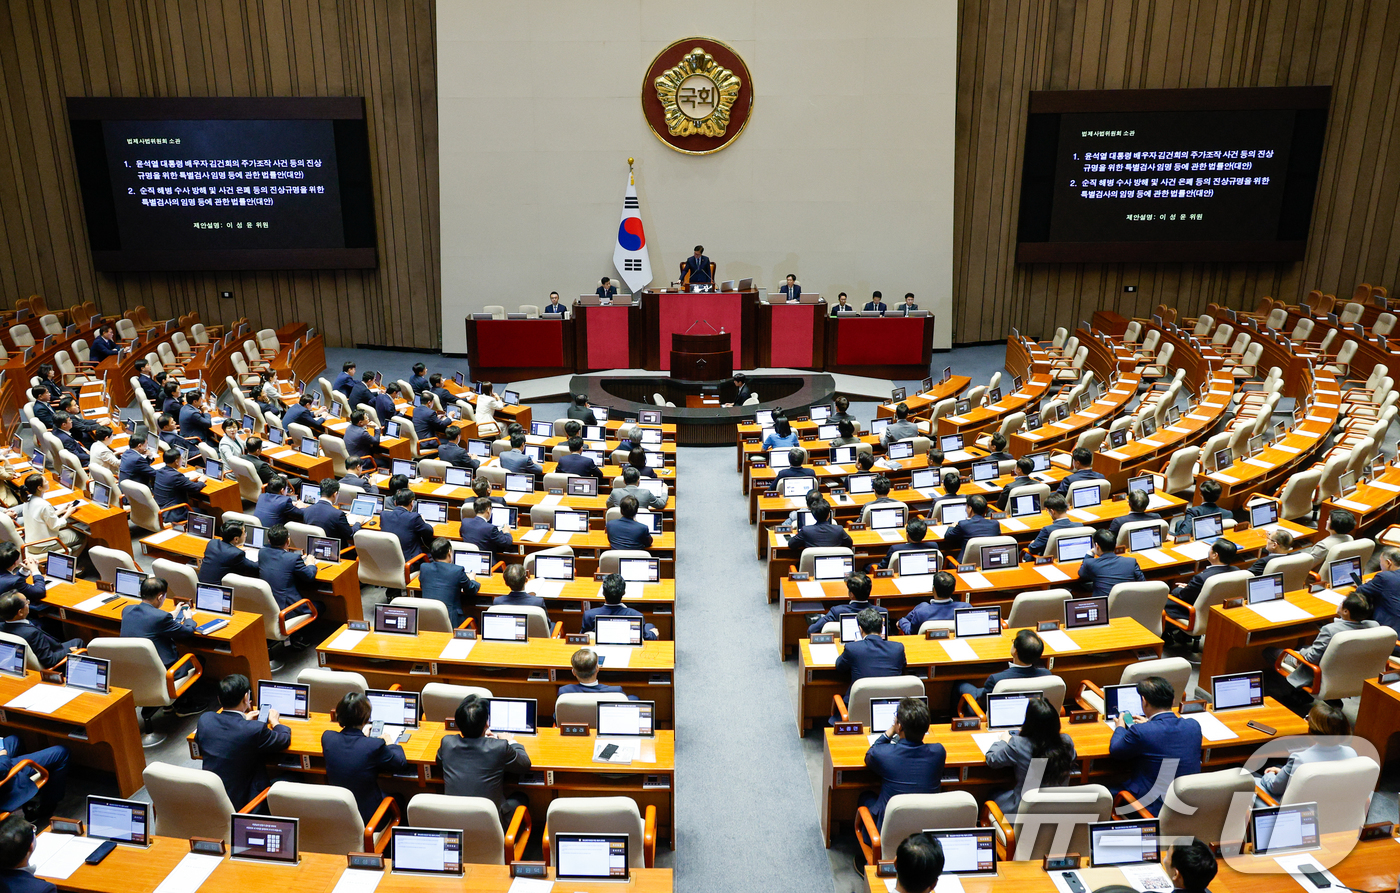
[409,572,677,639]
[370,473,674,523]
[0,671,145,796]
[937,374,1053,440]
[795,617,1161,734]
[1320,465,1400,536]
[873,376,972,420]
[1008,372,1140,458]
[1353,677,1400,767]
[316,626,676,727]
[1198,588,1341,682]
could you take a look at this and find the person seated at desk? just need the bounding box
[558,436,604,483]
[883,518,931,570]
[998,457,1036,511]
[890,833,945,893]
[258,525,319,623]
[863,291,888,314]
[831,419,861,447]
[88,322,119,362]
[253,474,305,529]
[340,456,376,494]
[880,403,920,445]
[1248,527,1296,575]
[780,488,825,533]
[1056,447,1106,494]
[85,425,118,479]
[371,382,399,431]
[984,696,1075,816]
[343,410,380,461]
[460,496,515,559]
[896,570,959,635]
[1164,838,1218,893]
[0,813,61,892]
[200,518,260,585]
[195,674,291,809]
[437,693,532,826]
[499,432,543,476]
[301,478,359,548]
[544,291,568,316]
[27,387,56,429]
[774,448,814,485]
[954,629,1050,709]
[808,572,888,636]
[724,372,754,408]
[627,447,657,480]
[250,384,283,422]
[683,245,713,285]
[51,412,89,468]
[473,383,506,439]
[120,577,203,709]
[606,495,653,551]
[1276,592,1379,691]
[1257,702,1356,800]
[831,292,855,316]
[34,364,71,403]
[380,489,435,561]
[898,292,918,313]
[1306,508,1356,569]
[178,390,218,449]
[285,393,327,436]
[1108,675,1202,815]
[160,381,183,419]
[788,499,853,550]
[1107,489,1162,538]
[215,416,245,467]
[346,371,375,412]
[0,593,80,669]
[1078,528,1145,599]
[493,562,549,621]
[835,607,906,698]
[583,572,658,640]
[409,362,430,395]
[118,432,157,488]
[426,373,454,411]
[1165,538,1238,623]
[929,471,965,517]
[55,395,98,447]
[614,423,640,453]
[20,474,83,559]
[332,361,358,396]
[1172,478,1232,535]
[134,359,162,403]
[608,466,661,510]
[566,392,593,421]
[596,276,618,301]
[830,395,856,423]
[243,437,276,485]
[940,494,999,562]
[559,647,638,699]
[409,396,447,447]
[157,412,199,454]
[763,413,800,451]
[0,543,50,612]
[867,475,899,507]
[984,433,1013,462]
[779,273,801,302]
[322,691,409,824]
[860,697,946,850]
[1027,493,1073,557]
[418,538,477,629]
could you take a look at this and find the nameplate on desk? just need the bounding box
[347,620,370,631]
[1037,620,1060,631]
[833,722,863,736]
[1180,700,1207,714]
[454,628,476,640]
[789,572,811,581]
[873,569,893,578]
[875,860,897,878]
[951,717,980,731]
[191,839,226,856]
[1380,671,1400,684]
[1034,556,1055,566]
[1068,709,1098,725]
[559,723,590,737]
[96,580,114,592]
[548,488,563,495]
[924,628,950,640]
[49,817,83,836]
[188,738,201,759]
[566,633,589,645]
[1044,855,1081,871]
[1360,822,1394,842]
[812,459,827,467]
[746,438,759,445]
[1223,597,1245,609]
[751,461,767,469]
[347,852,384,870]
[957,564,976,573]
[511,861,548,878]
[811,634,835,644]
[765,490,780,498]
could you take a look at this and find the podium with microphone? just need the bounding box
[669,320,733,381]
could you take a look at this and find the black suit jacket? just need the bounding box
[56,429,89,467]
[285,403,324,434]
[199,538,259,584]
[154,465,203,522]
[321,727,408,823]
[178,404,215,445]
[137,374,163,402]
[119,600,195,666]
[119,448,156,487]
[344,424,378,459]
[380,505,434,559]
[835,634,907,698]
[253,492,303,528]
[419,560,478,628]
[558,452,603,482]
[0,619,68,668]
[257,547,318,611]
[346,381,373,411]
[436,734,532,819]
[0,869,57,893]
[788,521,853,550]
[606,517,653,550]
[436,441,478,470]
[303,499,359,549]
[458,516,515,558]
[684,254,713,283]
[194,709,291,807]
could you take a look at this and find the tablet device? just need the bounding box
[554,833,629,882]
[257,680,309,720]
[230,814,299,864]
[486,697,537,734]
[869,695,928,733]
[1250,802,1320,856]
[1211,670,1263,710]
[114,567,146,599]
[1064,595,1109,630]
[953,606,1000,638]
[1055,532,1095,563]
[374,603,418,635]
[1088,818,1160,867]
[596,700,655,737]
[481,611,529,642]
[65,653,110,693]
[812,554,852,581]
[921,828,997,876]
[390,827,463,876]
[195,583,234,616]
[987,691,1038,730]
[86,796,150,847]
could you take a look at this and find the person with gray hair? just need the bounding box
[606,464,660,509]
[1355,546,1400,652]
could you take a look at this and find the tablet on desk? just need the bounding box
[619,557,660,582]
[418,499,448,525]
[1246,573,1285,605]
[534,553,575,581]
[1250,801,1320,856]
[195,583,234,616]
[486,697,537,735]
[367,688,420,730]
[987,691,1038,730]
[833,446,857,465]
[1211,671,1263,711]
[595,616,644,646]
[1127,474,1155,494]
[938,499,968,525]
[43,552,75,585]
[374,603,418,635]
[780,476,816,498]
[1248,500,1279,529]
[1102,683,1144,720]
[0,641,25,678]
[87,795,150,847]
[523,444,546,464]
[230,813,299,865]
[65,652,110,694]
[910,469,938,491]
[635,509,663,535]
[186,511,215,540]
[1064,595,1109,630]
[554,833,629,882]
[978,543,1016,570]
[444,466,472,487]
[894,550,940,576]
[1325,556,1361,590]
[90,481,112,509]
[465,438,490,458]
[1088,818,1160,867]
[553,509,589,533]
[839,612,887,642]
[887,440,914,460]
[245,524,268,550]
[481,611,528,642]
[1028,452,1051,473]
[812,554,852,581]
[452,549,491,577]
[847,473,876,495]
[1070,486,1102,509]
[869,506,906,530]
[1009,493,1041,517]
[939,434,964,452]
[390,827,463,876]
[1191,512,1223,543]
[490,506,519,530]
[391,458,417,479]
[869,695,927,733]
[505,473,534,494]
[597,700,655,737]
[1055,533,1094,563]
[113,567,146,600]
[1127,525,1162,553]
[299,482,320,503]
[971,460,999,483]
[257,680,309,720]
[568,476,599,496]
[922,828,997,876]
[307,535,340,563]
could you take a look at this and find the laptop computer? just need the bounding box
[953,606,1001,638]
[1211,671,1263,710]
[1064,595,1109,630]
[921,828,997,877]
[374,603,418,635]
[481,612,529,642]
[1088,818,1161,868]
[1055,533,1095,563]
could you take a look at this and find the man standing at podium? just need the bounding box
[684,245,713,286]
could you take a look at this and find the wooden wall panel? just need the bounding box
[955,0,1400,342]
[0,0,439,350]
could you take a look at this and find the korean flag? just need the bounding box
[613,170,653,295]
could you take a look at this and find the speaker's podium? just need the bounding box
[670,332,732,381]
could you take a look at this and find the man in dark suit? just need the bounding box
[557,437,604,483]
[499,433,543,476]
[1356,546,1400,652]
[830,293,855,315]
[199,519,261,585]
[606,495,653,551]
[683,245,712,285]
[51,412,89,468]
[28,386,56,428]
[412,400,448,445]
[244,437,276,485]
[954,629,1051,708]
[723,372,755,408]
[193,674,291,808]
[340,456,376,494]
[120,577,196,668]
[0,593,80,668]
[779,274,801,301]
[135,359,162,403]
[596,277,618,300]
[581,573,658,640]
[558,647,639,698]
[321,692,408,823]
[1078,528,1146,599]
[788,500,853,550]
[258,525,318,616]
[544,292,568,316]
[807,572,888,636]
[1055,447,1108,494]
[153,448,206,524]
[774,448,815,486]
[1108,489,1163,539]
[161,383,183,419]
[0,544,47,611]
[346,372,375,412]
[983,432,1014,462]
[883,518,934,570]
[897,571,961,635]
[380,489,435,560]
[285,393,326,436]
[1026,494,1075,557]
[89,323,120,362]
[178,391,218,448]
[426,374,455,411]
[566,393,593,421]
[303,478,361,550]
[861,697,946,832]
[436,694,532,826]
[418,538,477,628]
[1108,676,1202,815]
[0,812,63,891]
[998,457,1036,511]
[898,292,919,313]
[940,495,1001,564]
[1165,838,1219,893]
[253,475,305,529]
[492,563,550,626]
[409,362,430,395]
[119,432,157,488]
[1247,527,1296,576]
[54,396,98,447]
[460,496,515,560]
[332,361,357,396]
[157,412,199,454]
[835,608,906,699]
[863,291,888,314]
[371,384,399,430]
[1172,479,1233,535]
[343,410,379,460]
[437,425,478,471]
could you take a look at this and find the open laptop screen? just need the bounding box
[87,796,150,846]
[390,827,463,875]
[596,700,655,737]
[231,814,299,864]
[869,695,927,733]
[923,828,997,875]
[486,697,537,734]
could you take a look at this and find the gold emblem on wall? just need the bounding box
[642,38,753,155]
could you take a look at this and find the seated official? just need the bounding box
[380,489,435,560]
[1055,447,1106,494]
[683,245,712,285]
[371,383,399,432]
[596,276,618,300]
[940,494,1000,561]
[303,477,361,547]
[860,697,946,835]
[829,395,856,423]
[880,403,919,445]
[118,433,157,487]
[472,383,505,439]
[340,456,377,494]
[1258,702,1356,799]
[559,647,638,699]
[409,362,430,395]
[863,291,888,314]
[347,371,375,413]
[1026,493,1073,556]
[258,525,319,619]
[831,293,855,316]
[343,410,380,461]
[156,412,199,455]
[52,412,89,468]
[412,399,448,445]
[0,812,61,892]
[492,562,550,625]
[437,694,532,826]
[896,570,959,635]
[120,578,198,688]
[998,457,1036,511]
[200,519,260,585]
[152,448,206,525]
[1164,838,1218,893]
[867,475,899,507]
[20,474,84,560]
[544,291,568,317]
[890,833,945,893]
[565,393,592,421]
[835,607,906,699]
[983,433,1013,462]
[778,273,801,301]
[774,448,815,484]
[763,414,800,451]
[830,420,861,447]
[808,572,889,636]
[160,382,183,419]
[178,390,218,448]
[1107,489,1162,538]
[1167,538,1238,621]
[582,573,658,640]
[460,496,515,559]
[984,696,1075,816]
[607,466,661,510]
[1306,508,1356,568]
[0,592,80,669]
[253,474,305,529]
[781,488,826,532]
[322,692,409,823]
[898,292,918,313]
[243,436,276,485]
[134,359,162,403]
[955,629,1050,708]
[332,362,358,396]
[1354,547,1400,646]
[557,437,604,483]
[883,518,931,569]
[1173,478,1233,535]
[418,537,478,628]
[627,447,657,480]
[1277,592,1378,689]
[1078,528,1145,599]
[194,674,291,808]
[89,322,119,362]
[436,424,478,471]
[499,432,543,476]
[217,416,246,467]
[427,374,454,411]
[1248,527,1296,575]
[0,729,69,822]
[606,495,653,551]
[28,387,56,430]
[251,385,283,422]
[1108,676,1202,814]
[727,372,754,408]
[788,499,853,550]
[0,543,49,611]
[285,393,327,436]
[929,471,965,517]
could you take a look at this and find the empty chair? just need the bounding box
[1107,581,1170,637]
[1004,589,1073,628]
[1265,307,1288,330]
[226,574,317,671]
[1275,468,1322,521]
[1271,757,1380,836]
[554,692,630,727]
[857,791,979,864]
[987,784,1113,861]
[152,558,199,605]
[1164,570,1250,640]
[86,637,202,747]
[266,781,398,855]
[88,545,137,583]
[391,595,453,632]
[143,762,251,841]
[544,797,655,868]
[407,793,530,864]
[1161,446,1200,496]
[420,683,493,722]
[1338,301,1365,325]
[297,668,369,714]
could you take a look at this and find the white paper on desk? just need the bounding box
[332,868,386,893]
[932,875,967,893]
[946,450,975,462]
[143,527,183,545]
[1094,399,1116,408]
[1183,711,1239,742]
[807,643,839,665]
[46,487,74,499]
[1306,415,1330,423]
[1165,425,1191,434]
[1068,509,1097,522]
[1117,862,1175,892]
[439,638,476,661]
[1034,564,1071,582]
[34,835,106,879]
[960,572,992,589]
[1050,421,1076,430]
[1273,853,1341,892]
[944,415,966,425]
[1040,629,1081,653]
[433,483,461,496]
[1000,517,1028,532]
[773,533,789,547]
[76,593,116,611]
[796,580,827,600]
[1369,480,1400,493]
[593,739,636,764]
[151,852,225,893]
[1334,498,1371,512]
[530,580,567,599]
[878,529,905,543]
[538,494,563,508]
[508,877,555,893]
[1275,443,1302,454]
[940,639,978,661]
[1172,540,1213,561]
[269,449,295,459]
[7,683,82,714]
[1023,432,1042,440]
[1186,412,1212,422]
[1388,679,1400,694]
[1136,548,1172,565]
[1244,457,1274,468]
[592,646,632,668]
[1313,588,1345,606]
[932,524,949,538]
[1248,599,1311,623]
[1145,495,1173,512]
[29,833,74,875]
[327,629,368,651]
[547,531,573,545]
[1214,473,1240,484]
[893,574,934,595]
[971,732,1005,756]
[520,528,548,543]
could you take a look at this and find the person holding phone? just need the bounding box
[1108,676,1201,815]
[194,674,291,809]
[322,691,409,823]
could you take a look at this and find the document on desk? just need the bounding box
[939,639,979,661]
[1274,443,1302,454]
[1171,540,1213,561]
[538,494,563,508]
[1033,564,1071,582]
[1050,421,1076,431]
[331,868,386,893]
[999,517,1027,532]
[1244,457,1274,468]
[893,574,934,595]
[1039,630,1081,653]
[529,580,567,599]
[433,483,462,496]
[1165,425,1191,434]
[508,878,555,893]
[773,532,789,547]
[33,835,106,879]
[1117,862,1175,892]
[1334,498,1371,512]
[143,527,183,546]
[520,528,548,543]
[877,529,905,543]
[547,531,574,545]
[593,739,636,764]
[1068,509,1098,522]
[439,638,476,661]
[151,852,225,893]
[1145,494,1173,512]
[326,629,369,651]
[1312,588,1345,606]
[7,683,83,714]
[946,450,975,462]
[1186,412,1212,422]
[1247,599,1312,623]
[807,643,839,665]
[592,646,632,668]
[1370,480,1400,493]
[959,572,992,589]
[1212,473,1239,485]
[1102,450,1128,460]
[76,592,118,611]
[971,732,1005,756]
[1183,711,1239,742]
[932,524,949,538]
[796,580,827,600]
[1135,548,1173,565]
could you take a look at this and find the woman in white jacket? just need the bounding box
[473,383,505,439]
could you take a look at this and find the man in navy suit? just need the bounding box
[89,323,120,362]
[997,457,1037,512]
[788,500,853,550]
[343,410,379,460]
[559,647,638,698]
[52,412,89,467]
[157,412,199,454]
[897,571,961,635]
[321,692,409,823]
[492,563,550,626]
[1108,676,1202,815]
[426,374,455,410]
[863,291,888,313]
[120,577,196,668]
[774,448,816,487]
[1247,528,1298,576]
[1356,546,1400,653]
[332,361,357,396]
[412,400,447,445]
[808,572,888,636]
[194,674,291,808]
[371,383,399,431]
[940,495,1001,563]
[135,359,162,403]
[544,291,568,316]
[253,475,305,529]
[1173,479,1233,536]
[883,520,934,570]
[178,391,217,448]
[1166,538,1239,622]
[898,292,919,313]
[380,489,435,560]
[861,697,946,833]
[258,526,319,617]
[460,496,515,560]
[436,425,478,471]
[160,383,183,419]
[954,629,1051,708]
[0,593,80,669]
[779,273,801,301]
[0,812,63,891]
[418,538,477,628]
[831,293,855,315]
[606,496,653,551]
[1026,494,1074,556]
[244,437,276,485]
[835,608,906,699]
[1056,447,1107,495]
[1107,489,1163,539]
[119,432,157,487]
[499,432,543,476]
[596,278,618,300]
[303,478,361,549]
[557,437,604,483]
[409,362,430,395]
[1078,529,1146,599]
[346,372,375,413]
[0,544,47,610]
[28,387,56,428]
[581,573,658,639]
[285,393,326,436]
[199,519,260,585]
[154,448,206,524]
[683,245,712,285]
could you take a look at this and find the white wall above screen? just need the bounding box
[437,0,957,353]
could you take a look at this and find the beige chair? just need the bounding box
[319,434,350,477]
[0,629,50,672]
[1259,551,1313,593]
[987,675,1066,713]
[988,784,1113,861]
[284,521,325,553]
[483,305,506,319]
[1276,468,1322,521]
[544,797,655,868]
[420,682,493,722]
[121,479,190,533]
[225,573,317,671]
[961,534,1017,567]
[597,549,651,575]
[485,604,555,639]
[1275,625,1397,709]
[857,791,979,864]
[88,545,137,584]
[1162,447,1200,496]
[418,458,448,481]
[1317,539,1374,574]
[1005,589,1073,628]
[1115,519,1168,550]
[1107,581,1170,637]
[391,595,454,632]
[407,793,530,864]
[1042,526,1095,559]
[797,546,854,575]
[297,668,369,714]
[353,529,417,590]
[1076,657,1192,714]
[1268,757,1380,836]
[1164,569,1251,639]
[143,762,260,841]
[152,558,199,605]
[836,676,926,726]
[266,781,398,855]
[1133,769,1254,848]
[1064,479,1110,506]
[8,324,35,348]
[554,692,630,727]
[86,637,201,747]
[226,454,265,505]
[224,510,262,530]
